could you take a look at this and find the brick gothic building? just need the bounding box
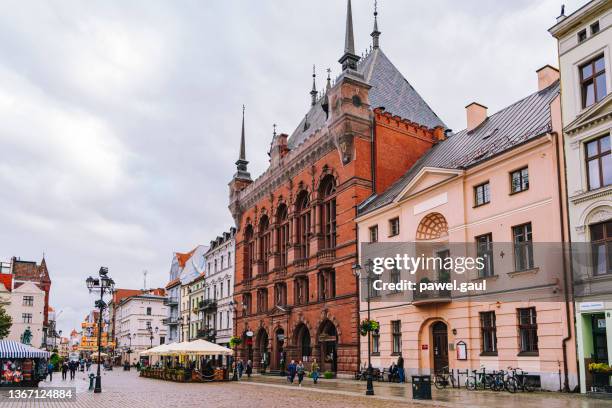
[228,0,446,375]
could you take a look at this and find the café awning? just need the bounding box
[0,340,50,359]
[143,340,232,356]
[139,343,173,356]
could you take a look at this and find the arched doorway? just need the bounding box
[255,328,269,372]
[272,327,285,371]
[318,320,337,373]
[431,321,448,373]
[294,324,312,363]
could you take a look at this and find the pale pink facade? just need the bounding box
[355,71,578,391]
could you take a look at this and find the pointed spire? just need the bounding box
[310,65,317,106]
[326,68,332,92]
[371,0,380,49]
[338,0,360,71]
[234,105,251,180]
[238,105,246,162]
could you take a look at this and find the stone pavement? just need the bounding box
[0,369,610,407]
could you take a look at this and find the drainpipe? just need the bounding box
[553,130,572,392]
[355,212,362,372]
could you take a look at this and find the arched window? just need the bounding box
[296,191,311,259]
[259,215,270,274]
[244,225,254,280]
[319,176,337,249]
[415,212,448,241]
[276,204,289,268]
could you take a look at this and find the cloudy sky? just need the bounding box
[0,0,586,335]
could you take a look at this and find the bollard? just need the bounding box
[88,373,95,390]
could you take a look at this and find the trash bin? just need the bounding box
[412,375,432,400]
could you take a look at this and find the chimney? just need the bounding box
[536,65,559,91]
[465,102,487,132]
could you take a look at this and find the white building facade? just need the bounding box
[5,282,46,348]
[202,228,235,348]
[550,0,612,393]
[115,294,168,365]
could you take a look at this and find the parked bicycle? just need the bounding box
[506,367,534,392]
[465,366,496,391]
[433,366,456,389]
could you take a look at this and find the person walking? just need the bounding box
[86,359,91,371]
[287,360,297,384]
[397,353,405,384]
[69,360,76,380]
[237,360,244,380]
[46,361,54,382]
[61,361,69,381]
[245,360,253,378]
[310,358,320,385]
[296,361,305,387]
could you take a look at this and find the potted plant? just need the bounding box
[360,319,380,336]
[229,336,242,349]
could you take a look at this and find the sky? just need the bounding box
[0,0,587,336]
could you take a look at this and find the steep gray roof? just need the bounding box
[288,48,446,149]
[358,80,560,216]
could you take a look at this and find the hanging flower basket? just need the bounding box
[360,319,380,336]
[229,336,242,348]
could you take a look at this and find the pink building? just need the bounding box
[355,67,578,391]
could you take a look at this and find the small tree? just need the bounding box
[0,304,12,339]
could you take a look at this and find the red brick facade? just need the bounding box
[229,73,443,375]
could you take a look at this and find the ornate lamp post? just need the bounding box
[352,260,375,396]
[147,326,158,349]
[86,267,115,394]
[229,300,238,381]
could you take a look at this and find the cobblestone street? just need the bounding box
[1,370,611,407]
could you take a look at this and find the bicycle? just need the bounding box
[465,366,495,391]
[433,366,456,389]
[506,367,534,392]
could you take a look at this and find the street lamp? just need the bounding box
[147,325,158,349]
[228,300,238,381]
[353,260,375,396]
[86,266,115,394]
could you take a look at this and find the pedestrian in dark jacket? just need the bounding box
[237,360,244,380]
[397,354,405,383]
[287,360,297,383]
[245,360,252,378]
[69,361,76,380]
[61,361,69,380]
[296,361,305,386]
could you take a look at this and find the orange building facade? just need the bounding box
[228,0,446,376]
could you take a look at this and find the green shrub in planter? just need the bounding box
[323,371,333,379]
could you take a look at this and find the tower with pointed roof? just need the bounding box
[228,0,445,375]
[229,106,253,227]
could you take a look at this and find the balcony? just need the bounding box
[196,328,216,342]
[412,280,452,306]
[317,248,335,266]
[293,258,309,271]
[198,299,217,311]
[163,297,179,306]
[162,316,179,326]
[274,267,287,280]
